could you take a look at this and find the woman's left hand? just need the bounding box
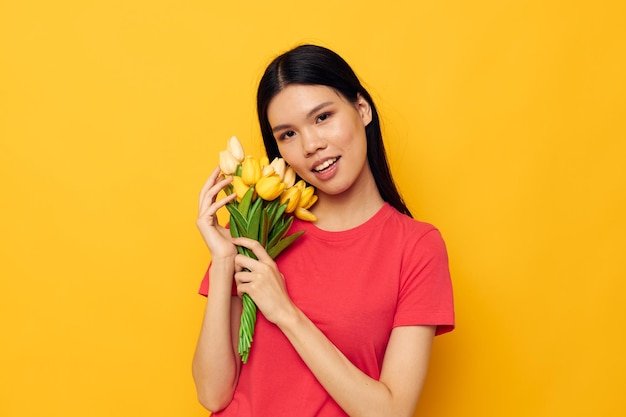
[232,237,295,325]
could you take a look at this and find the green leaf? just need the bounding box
[239,293,257,363]
[268,215,294,249]
[248,208,261,240]
[247,197,263,239]
[226,204,248,235]
[238,186,255,217]
[228,216,241,238]
[268,230,304,259]
[272,202,287,225]
[228,220,248,256]
[259,210,270,248]
[243,247,257,260]
[264,199,278,222]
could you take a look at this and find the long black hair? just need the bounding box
[256,44,412,218]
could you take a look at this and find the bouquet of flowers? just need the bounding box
[219,136,317,363]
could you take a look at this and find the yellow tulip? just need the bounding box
[270,157,286,181]
[219,150,239,175]
[294,179,306,191]
[298,186,316,209]
[280,186,301,213]
[241,156,262,186]
[231,176,251,202]
[283,166,296,188]
[295,207,317,222]
[303,194,317,210]
[227,135,245,162]
[262,164,275,177]
[256,173,286,201]
[260,156,269,168]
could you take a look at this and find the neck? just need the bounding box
[310,175,385,232]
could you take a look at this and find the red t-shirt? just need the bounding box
[199,203,454,416]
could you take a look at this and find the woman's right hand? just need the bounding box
[196,166,238,261]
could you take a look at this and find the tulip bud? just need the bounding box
[260,156,269,168]
[262,164,275,177]
[299,186,317,209]
[269,158,286,181]
[303,195,317,210]
[281,167,295,189]
[241,156,262,186]
[295,207,317,222]
[256,173,286,201]
[219,150,239,175]
[227,136,245,162]
[280,186,301,213]
[299,180,310,190]
[231,175,251,202]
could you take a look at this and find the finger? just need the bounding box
[198,167,222,212]
[234,253,261,272]
[199,176,232,208]
[198,191,236,222]
[232,237,273,263]
[234,269,253,284]
[235,282,250,298]
[199,166,222,197]
[198,170,234,212]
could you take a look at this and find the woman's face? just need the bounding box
[266,84,373,197]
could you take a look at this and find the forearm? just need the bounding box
[192,259,241,411]
[277,307,433,417]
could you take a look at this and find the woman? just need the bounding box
[193,44,454,417]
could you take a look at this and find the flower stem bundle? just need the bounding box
[218,136,317,363]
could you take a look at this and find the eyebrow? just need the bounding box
[271,101,334,133]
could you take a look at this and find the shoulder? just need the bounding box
[381,208,450,271]
[384,206,446,246]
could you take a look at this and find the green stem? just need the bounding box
[238,293,257,363]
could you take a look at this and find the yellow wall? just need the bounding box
[1,1,624,416]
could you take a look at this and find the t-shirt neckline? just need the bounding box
[297,203,394,242]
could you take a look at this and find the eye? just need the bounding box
[279,130,296,140]
[316,112,331,123]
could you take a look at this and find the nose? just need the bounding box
[301,130,326,157]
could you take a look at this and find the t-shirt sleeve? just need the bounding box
[393,228,455,336]
[198,265,210,297]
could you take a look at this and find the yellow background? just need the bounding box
[1,1,624,416]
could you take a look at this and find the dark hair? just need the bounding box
[256,44,412,218]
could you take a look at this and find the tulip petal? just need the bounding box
[219,150,239,175]
[242,157,262,186]
[256,174,286,201]
[303,194,318,210]
[270,157,286,181]
[283,167,296,188]
[262,165,275,176]
[228,135,245,162]
[231,176,250,202]
[295,207,317,222]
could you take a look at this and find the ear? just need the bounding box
[355,93,373,127]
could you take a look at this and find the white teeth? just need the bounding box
[313,158,337,172]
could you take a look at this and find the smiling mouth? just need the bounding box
[313,157,339,172]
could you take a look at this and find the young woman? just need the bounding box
[193,44,454,417]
